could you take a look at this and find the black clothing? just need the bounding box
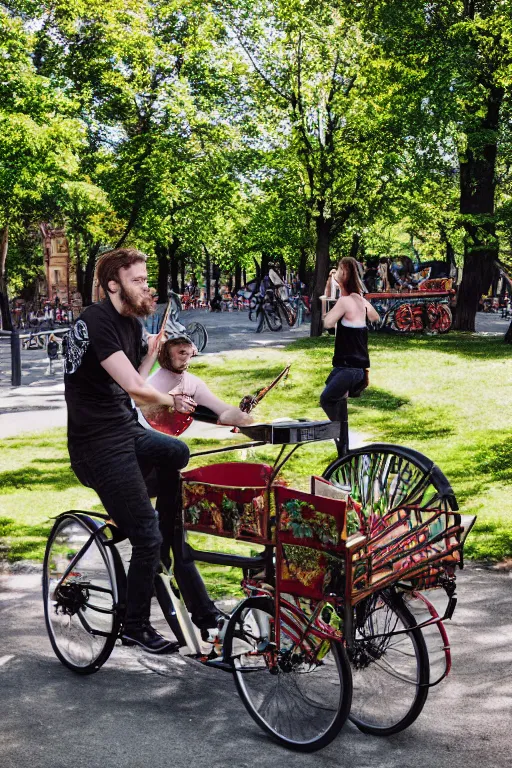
[320,367,365,421]
[322,314,371,427]
[332,321,370,369]
[70,422,215,629]
[65,299,215,630]
[64,298,145,450]
[121,623,180,654]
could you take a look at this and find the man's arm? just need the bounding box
[138,333,161,380]
[101,351,195,410]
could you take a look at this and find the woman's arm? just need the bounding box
[323,296,347,328]
[363,298,380,323]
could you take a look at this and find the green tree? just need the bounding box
[218,1,434,334]
[355,0,512,331]
[0,5,82,327]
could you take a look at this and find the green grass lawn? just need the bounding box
[1,331,511,598]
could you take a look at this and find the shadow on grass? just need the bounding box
[290,330,510,361]
[0,516,54,562]
[0,463,78,492]
[370,331,510,361]
[474,438,512,483]
[351,387,410,411]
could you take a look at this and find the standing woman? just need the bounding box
[320,257,380,429]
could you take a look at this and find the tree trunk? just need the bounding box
[83,243,100,306]
[298,246,308,285]
[310,214,331,337]
[349,232,360,260]
[74,235,84,297]
[453,85,504,331]
[156,245,169,300]
[203,245,211,302]
[180,258,186,293]
[505,319,512,343]
[169,240,180,292]
[0,225,13,331]
[234,263,242,294]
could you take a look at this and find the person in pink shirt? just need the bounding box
[141,335,253,639]
[145,336,254,429]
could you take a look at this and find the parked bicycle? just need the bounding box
[42,396,474,751]
[158,291,208,352]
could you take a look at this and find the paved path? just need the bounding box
[0,563,510,768]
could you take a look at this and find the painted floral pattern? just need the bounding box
[279,499,340,546]
[182,481,267,541]
[280,544,345,598]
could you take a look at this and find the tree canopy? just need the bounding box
[1,0,512,337]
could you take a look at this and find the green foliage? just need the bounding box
[2,0,512,326]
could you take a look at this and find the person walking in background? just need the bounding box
[321,257,379,453]
[377,257,391,292]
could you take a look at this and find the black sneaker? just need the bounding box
[121,623,180,654]
[194,612,228,642]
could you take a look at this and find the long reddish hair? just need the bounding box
[339,257,364,295]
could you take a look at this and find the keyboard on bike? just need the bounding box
[239,418,339,444]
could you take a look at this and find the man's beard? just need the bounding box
[168,360,189,373]
[119,283,154,317]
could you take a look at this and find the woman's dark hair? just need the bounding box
[95,248,147,294]
[338,257,364,295]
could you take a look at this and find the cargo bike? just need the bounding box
[42,403,474,752]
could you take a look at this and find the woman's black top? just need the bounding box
[332,320,370,369]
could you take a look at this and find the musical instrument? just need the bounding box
[141,364,292,437]
[238,419,339,445]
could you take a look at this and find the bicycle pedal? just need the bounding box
[201,627,220,644]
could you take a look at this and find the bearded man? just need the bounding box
[64,248,221,653]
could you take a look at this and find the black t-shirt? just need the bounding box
[64,299,146,452]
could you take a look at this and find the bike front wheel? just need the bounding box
[224,596,352,752]
[262,307,282,332]
[185,322,208,352]
[43,514,121,674]
[348,590,429,735]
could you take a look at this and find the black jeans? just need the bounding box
[70,427,216,629]
[320,367,365,421]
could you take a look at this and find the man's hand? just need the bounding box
[146,333,164,358]
[171,393,197,414]
[217,406,254,427]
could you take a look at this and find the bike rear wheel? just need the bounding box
[348,590,429,735]
[322,446,456,734]
[224,596,352,752]
[43,514,121,674]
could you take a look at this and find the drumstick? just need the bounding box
[157,298,173,339]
